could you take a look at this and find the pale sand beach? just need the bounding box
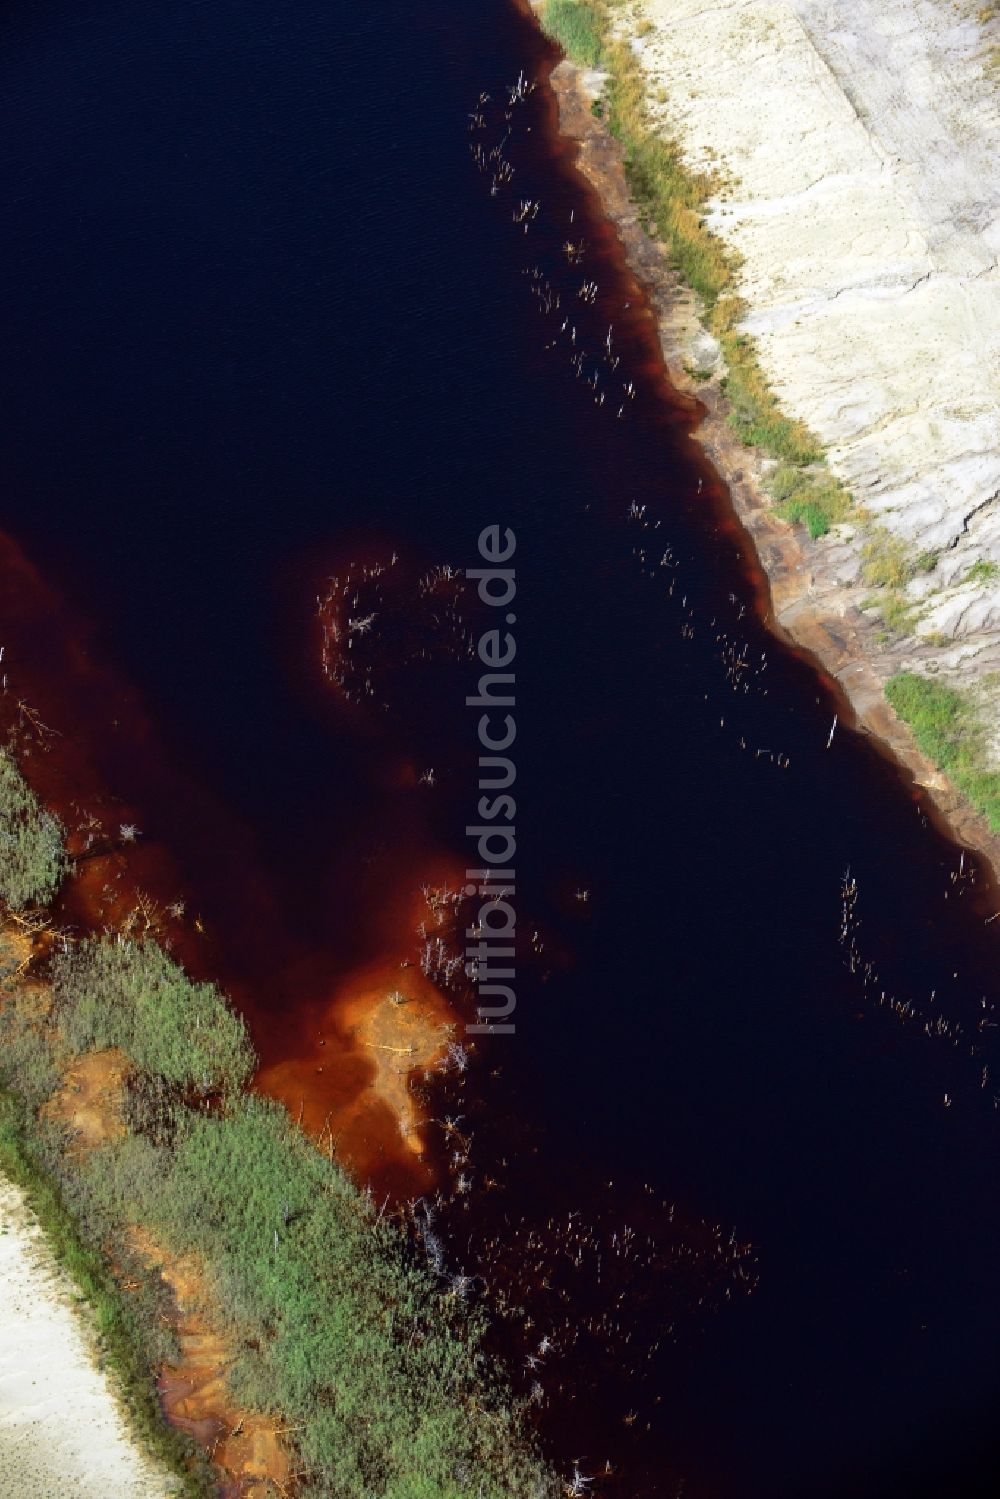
[0,1176,177,1499]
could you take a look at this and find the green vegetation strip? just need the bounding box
[540,0,852,537]
[886,672,1000,832]
[0,1089,211,1497]
[0,747,69,909]
[0,754,558,1498]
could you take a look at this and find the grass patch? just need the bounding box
[769,464,851,538]
[781,501,833,540]
[542,0,604,66]
[879,592,919,636]
[858,530,922,633]
[861,529,915,589]
[52,937,255,1098]
[965,558,999,585]
[885,672,982,769]
[886,672,1000,830]
[0,749,69,909]
[3,1016,557,1497]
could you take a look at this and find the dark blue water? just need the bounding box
[2,2,999,1496]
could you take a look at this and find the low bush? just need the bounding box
[770,465,851,538]
[52,937,255,1097]
[0,749,68,909]
[780,499,832,540]
[0,994,65,1108]
[878,592,919,636]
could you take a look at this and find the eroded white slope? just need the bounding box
[628,0,1000,633]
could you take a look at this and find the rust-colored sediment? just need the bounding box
[36,1030,290,1496]
[543,53,1000,889]
[130,1229,291,1499]
[259,863,466,1180]
[42,1047,130,1154]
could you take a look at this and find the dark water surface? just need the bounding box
[2,2,999,1496]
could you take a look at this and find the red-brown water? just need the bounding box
[3,2,1000,1495]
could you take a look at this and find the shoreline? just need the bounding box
[533,30,1000,889]
[0,1172,180,1499]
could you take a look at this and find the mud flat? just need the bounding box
[0,1175,177,1499]
[536,0,1000,876]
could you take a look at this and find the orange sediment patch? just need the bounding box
[257,860,468,1183]
[258,958,453,1171]
[38,1043,290,1496]
[42,1047,130,1153]
[129,1229,291,1499]
[340,961,453,1152]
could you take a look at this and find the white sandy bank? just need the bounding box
[624,0,1000,641]
[0,1177,177,1498]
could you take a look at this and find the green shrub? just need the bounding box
[955,766,1000,829]
[52,937,255,1096]
[885,672,977,769]
[0,749,68,909]
[769,464,805,503]
[0,996,65,1108]
[542,0,604,66]
[965,558,999,585]
[769,464,850,538]
[721,351,821,463]
[780,500,830,539]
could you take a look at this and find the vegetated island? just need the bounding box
[534,0,1000,876]
[0,747,559,1498]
